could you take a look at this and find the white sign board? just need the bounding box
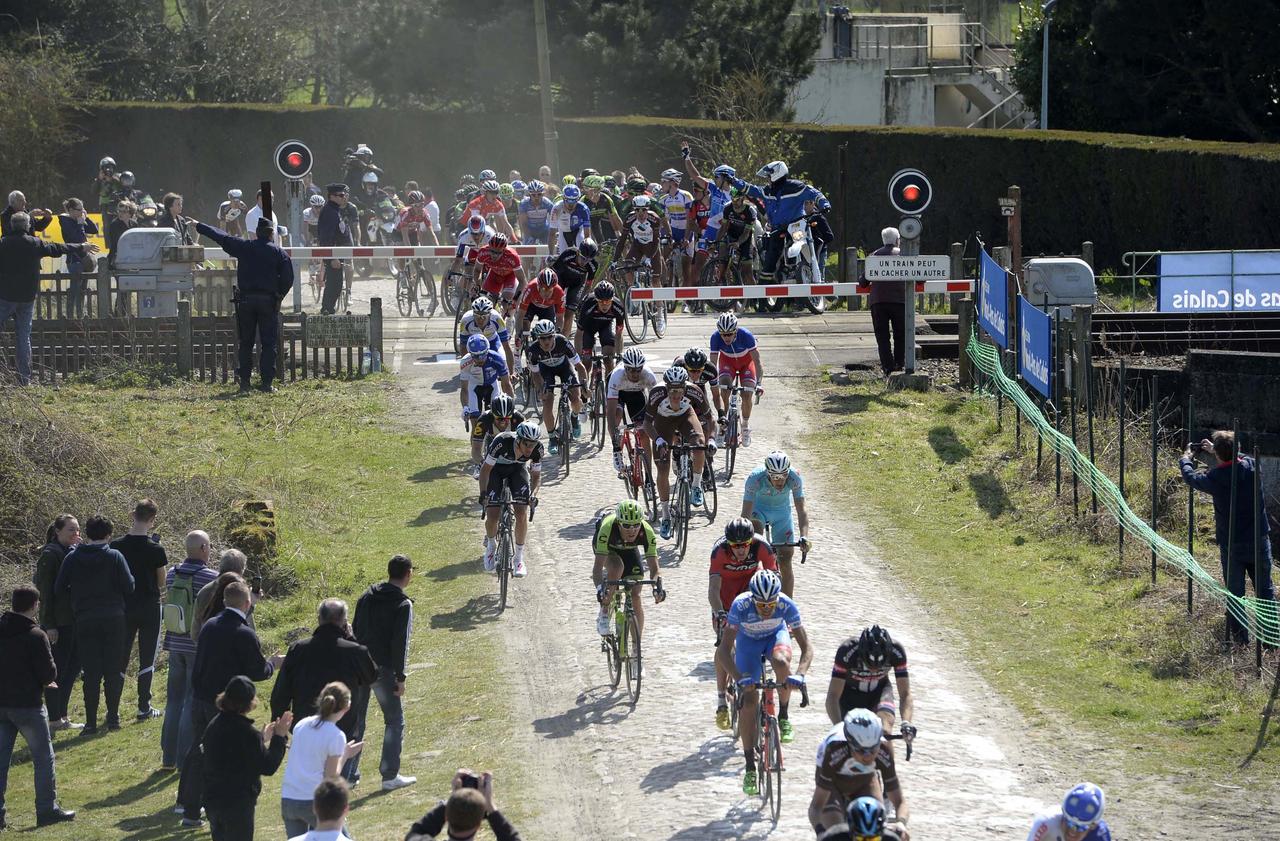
[863,254,950,281]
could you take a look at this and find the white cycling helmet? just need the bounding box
[748,569,782,601]
[764,451,791,475]
[632,194,650,208]
[471,296,494,315]
[531,319,557,339]
[716,312,739,334]
[479,169,497,181]
[842,708,883,758]
[621,347,646,369]
[309,194,325,207]
[661,168,682,183]
[757,161,788,183]
[362,171,379,185]
[228,188,243,200]
[515,421,541,441]
[663,365,689,386]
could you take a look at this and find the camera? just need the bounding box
[252,573,263,595]
[459,773,479,789]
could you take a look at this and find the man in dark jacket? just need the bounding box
[405,770,521,841]
[0,212,98,384]
[191,216,294,393]
[0,586,75,829]
[863,227,905,378]
[110,499,168,721]
[1180,430,1276,645]
[351,554,416,790]
[1,191,54,237]
[53,514,134,733]
[318,183,354,315]
[201,676,290,841]
[33,514,82,731]
[270,598,376,738]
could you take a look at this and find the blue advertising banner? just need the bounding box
[977,248,1008,349]
[1158,250,1280,312]
[1018,296,1052,399]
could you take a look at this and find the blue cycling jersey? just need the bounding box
[704,183,731,240]
[519,196,553,235]
[709,327,758,361]
[726,591,803,640]
[743,466,804,510]
[459,349,508,389]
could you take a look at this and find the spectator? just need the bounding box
[106,200,137,269]
[1,191,53,237]
[351,555,416,790]
[405,770,521,841]
[424,188,441,235]
[56,198,99,318]
[244,189,282,239]
[0,586,75,829]
[217,189,250,238]
[158,193,193,245]
[288,779,351,841]
[318,183,354,315]
[32,515,83,732]
[0,212,98,384]
[864,226,904,378]
[201,675,291,841]
[178,581,284,828]
[160,531,219,770]
[280,682,363,838]
[271,599,376,741]
[1180,430,1277,646]
[53,514,134,734]
[94,156,122,214]
[192,550,254,638]
[110,499,168,721]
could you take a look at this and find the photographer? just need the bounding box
[95,157,123,214]
[1,192,53,237]
[342,144,383,197]
[405,770,522,841]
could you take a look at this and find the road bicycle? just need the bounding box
[669,442,711,561]
[513,333,536,409]
[738,656,809,822]
[700,247,747,314]
[395,258,437,317]
[719,383,756,481]
[584,350,608,451]
[618,420,658,523]
[494,487,515,613]
[610,260,667,343]
[600,578,661,704]
[547,380,580,473]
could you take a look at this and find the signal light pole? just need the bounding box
[533,0,561,179]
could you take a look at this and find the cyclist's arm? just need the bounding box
[606,396,621,433]
[512,265,527,302]
[616,227,631,256]
[477,460,492,490]
[749,346,764,382]
[896,674,913,725]
[825,677,846,725]
[592,552,610,587]
[684,154,708,189]
[528,462,541,498]
[794,496,809,539]
[707,573,724,613]
[608,208,623,236]
[791,625,814,678]
[500,338,515,374]
[498,373,514,396]
[714,623,740,680]
[808,784,834,832]
[424,224,439,246]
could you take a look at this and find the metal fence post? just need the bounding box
[1081,240,1094,271]
[176,299,193,379]
[1253,443,1263,676]
[1118,358,1127,561]
[1187,394,1195,613]
[370,297,384,373]
[1227,418,1239,645]
[949,241,964,314]
[957,297,973,388]
[95,256,110,319]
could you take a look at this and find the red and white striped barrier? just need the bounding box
[202,244,549,261]
[625,280,974,301]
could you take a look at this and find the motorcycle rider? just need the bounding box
[95,156,123,215]
[342,144,383,196]
[730,161,830,282]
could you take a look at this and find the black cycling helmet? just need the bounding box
[593,280,615,301]
[724,517,754,544]
[490,393,516,418]
[580,167,599,180]
[683,347,708,369]
[854,625,893,669]
[578,238,600,260]
[626,177,647,194]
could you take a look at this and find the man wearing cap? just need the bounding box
[318,184,354,315]
[189,215,294,393]
[200,675,291,840]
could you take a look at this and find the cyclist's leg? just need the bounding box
[652,417,674,515]
[765,507,797,596]
[538,366,557,432]
[622,549,646,637]
[739,238,756,286]
[598,552,626,629]
[769,626,795,711]
[738,359,758,427]
[511,466,532,569]
[734,634,769,762]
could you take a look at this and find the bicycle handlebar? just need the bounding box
[883,731,914,761]
[772,541,811,565]
[602,578,661,587]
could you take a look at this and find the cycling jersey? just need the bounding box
[519,196,554,238]
[396,205,431,235]
[814,722,899,800]
[518,284,565,321]
[719,201,758,241]
[593,513,658,563]
[831,636,908,717]
[1028,813,1112,841]
[457,311,510,348]
[550,250,597,310]
[460,195,507,228]
[620,210,661,248]
[475,246,522,299]
[526,334,580,371]
[484,429,542,469]
[482,429,542,506]
[576,300,626,350]
[606,364,657,400]
[658,189,694,231]
[584,193,618,243]
[711,326,759,362]
[709,537,778,614]
[725,590,802,641]
[454,225,494,260]
[459,349,508,389]
[704,182,732,239]
[550,200,590,237]
[470,409,525,442]
[744,466,805,544]
[645,383,708,421]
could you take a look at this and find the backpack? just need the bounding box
[163,569,198,635]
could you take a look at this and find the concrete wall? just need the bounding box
[884,75,934,125]
[934,85,976,127]
[792,59,886,125]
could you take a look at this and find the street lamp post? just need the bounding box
[1040,0,1058,130]
[533,0,561,178]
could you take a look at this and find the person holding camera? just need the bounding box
[318,183,354,315]
[94,157,123,214]
[110,499,168,722]
[404,769,522,841]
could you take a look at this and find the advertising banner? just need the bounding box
[1157,251,1280,312]
[1018,296,1052,399]
[977,247,1008,349]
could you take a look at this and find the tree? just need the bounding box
[0,40,91,203]
[1011,0,1280,141]
[681,69,807,184]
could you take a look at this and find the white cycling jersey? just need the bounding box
[658,189,694,230]
[606,364,657,399]
[1028,812,1111,841]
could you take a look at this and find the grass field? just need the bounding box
[2,378,519,838]
[809,376,1279,793]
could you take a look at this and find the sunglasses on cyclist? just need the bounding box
[1063,817,1097,833]
[753,598,778,610]
[728,538,752,548]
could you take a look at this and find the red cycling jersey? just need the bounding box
[396,205,430,233]
[475,246,522,298]
[519,283,565,316]
[709,536,778,613]
[461,196,506,228]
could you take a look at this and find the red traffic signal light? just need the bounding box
[902,184,921,203]
[274,140,313,180]
[887,168,932,215]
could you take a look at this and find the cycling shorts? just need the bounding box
[840,679,897,720]
[751,506,795,546]
[465,383,494,419]
[606,547,646,580]
[561,276,586,311]
[524,230,550,246]
[623,241,659,264]
[652,416,704,459]
[698,227,720,253]
[717,356,757,388]
[718,237,754,262]
[539,361,577,392]
[524,303,557,326]
[616,390,647,425]
[484,464,531,506]
[734,624,793,684]
[579,324,617,353]
[481,272,518,301]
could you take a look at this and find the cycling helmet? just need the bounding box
[471,296,494,315]
[527,180,545,194]
[603,176,618,191]
[499,182,514,199]
[632,195,650,208]
[748,569,782,601]
[615,499,645,527]
[530,319,557,339]
[515,421,541,441]
[842,708,883,751]
[536,268,558,288]
[407,190,425,204]
[583,175,606,190]
[848,796,886,838]
[512,179,526,193]
[578,238,599,259]
[712,164,737,180]
[228,188,243,200]
[757,161,789,183]
[620,347,646,369]
[454,188,468,202]
[1062,783,1105,831]
[593,280,615,301]
[683,347,708,369]
[466,334,490,355]
[481,179,500,193]
[724,517,754,544]
[663,365,689,386]
[467,215,486,233]
[580,167,599,180]
[490,393,516,418]
[479,169,497,181]
[120,171,136,186]
[661,168,682,183]
[647,182,660,195]
[764,451,791,475]
[626,178,647,193]
[355,144,373,161]
[854,625,893,669]
[562,174,577,186]
[488,232,509,250]
[362,171,379,185]
[309,194,325,207]
[562,185,582,202]
[716,312,739,333]
[461,173,477,185]
[99,156,117,171]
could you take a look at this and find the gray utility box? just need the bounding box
[1025,257,1097,320]
[114,228,202,317]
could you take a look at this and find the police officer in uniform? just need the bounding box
[318,183,354,314]
[190,216,294,393]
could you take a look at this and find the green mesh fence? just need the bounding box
[966,329,1280,646]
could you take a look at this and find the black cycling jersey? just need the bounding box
[720,202,757,241]
[471,409,525,441]
[484,430,544,468]
[831,636,909,709]
[585,193,618,243]
[526,334,579,369]
[576,300,626,333]
[551,250,597,290]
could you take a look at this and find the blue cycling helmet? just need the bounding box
[712,164,737,180]
[562,184,582,202]
[847,796,885,837]
[512,179,527,193]
[1062,783,1105,831]
[466,334,489,355]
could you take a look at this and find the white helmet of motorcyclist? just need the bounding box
[362,171,379,185]
[757,161,789,183]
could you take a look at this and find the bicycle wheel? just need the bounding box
[764,718,783,821]
[558,398,571,474]
[641,457,658,523]
[728,683,740,740]
[675,481,690,561]
[701,258,734,314]
[723,412,739,481]
[623,283,650,343]
[701,460,719,521]
[622,447,638,499]
[650,299,667,338]
[497,520,512,614]
[591,376,606,450]
[452,299,468,355]
[419,267,438,317]
[395,275,413,316]
[604,630,622,689]
[624,612,643,703]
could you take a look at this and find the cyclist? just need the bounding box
[473,232,526,316]
[499,182,520,238]
[708,517,779,731]
[514,268,565,346]
[673,346,720,447]
[459,334,513,430]
[729,160,829,283]
[1028,783,1111,841]
[741,451,809,596]
[810,708,911,839]
[574,280,627,385]
[606,347,656,475]
[713,188,758,286]
[657,169,695,288]
[592,499,666,637]
[447,214,494,294]
[716,569,813,796]
[827,625,913,737]
[710,312,764,446]
[582,175,623,244]
[614,176,653,222]
[643,366,709,539]
[478,421,543,578]
[615,194,671,288]
[550,184,590,256]
[460,179,516,240]
[518,180,554,247]
[526,318,587,454]
[550,239,599,335]
[681,141,735,296]
[457,295,516,374]
[396,190,441,246]
[469,393,525,478]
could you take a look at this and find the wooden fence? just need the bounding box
[34,261,235,320]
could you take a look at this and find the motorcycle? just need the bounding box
[366,204,401,278]
[774,213,831,315]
